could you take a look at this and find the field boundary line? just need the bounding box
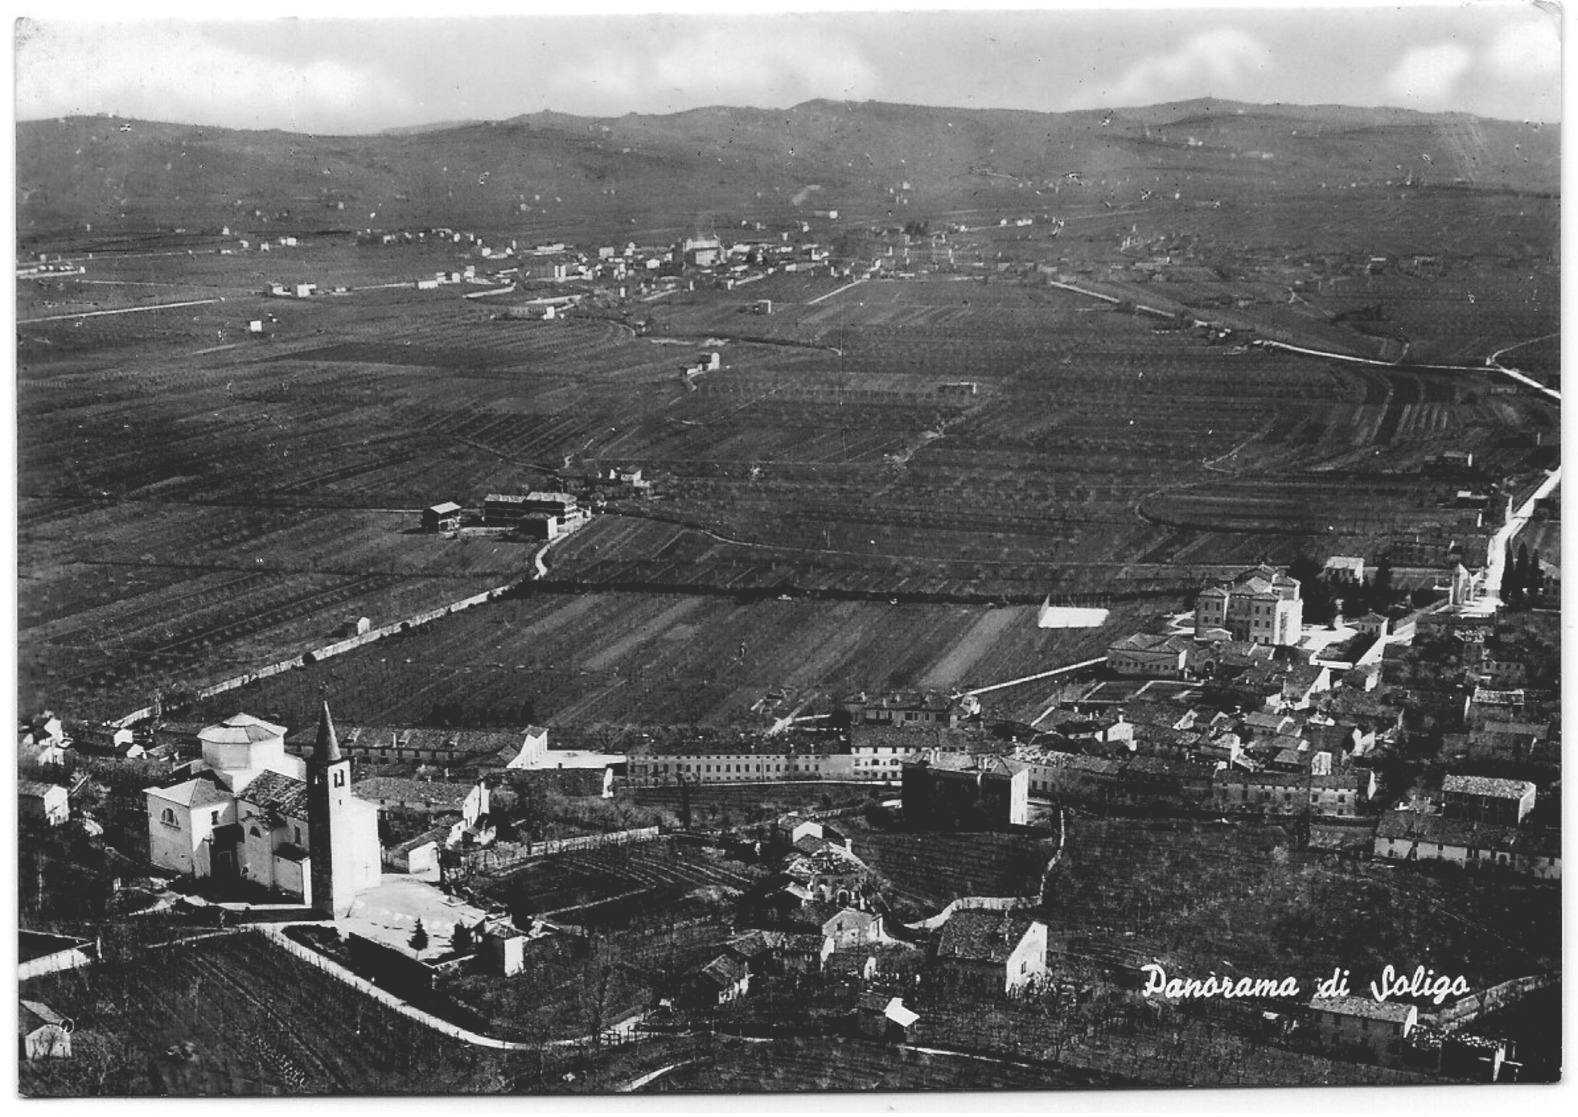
[965,656,1105,698]
[19,297,222,323]
[805,278,867,306]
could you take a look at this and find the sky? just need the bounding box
[9,1,1568,135]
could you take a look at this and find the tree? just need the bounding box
[1369,557,1394,613]
[453,921,474,953]
[409,918,429,952]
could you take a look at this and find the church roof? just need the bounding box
[147,771,231,808]
[198,714,288,745]
[239,770,310,819]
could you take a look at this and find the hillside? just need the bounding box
[16,99,1559,248]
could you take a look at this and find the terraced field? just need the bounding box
[18,932,520,1096]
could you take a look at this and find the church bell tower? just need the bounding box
[307,700,356,918]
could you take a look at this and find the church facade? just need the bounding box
[144,706,380,913]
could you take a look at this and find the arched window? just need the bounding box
[250,826,262,838]
[160,807,178,827]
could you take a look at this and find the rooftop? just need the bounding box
[239,770,311,819]
[1309,995,1416,1023]
[935,910,1039,965]
[199,713,288,745]
[354,776,477,808]
[1442,774,1536,800]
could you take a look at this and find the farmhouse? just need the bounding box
[1211,769,1375,817]
[1440,774,1536,826]
[422,502,463,532]
[144,706,381,914]
[1192,565,1304,646]
[726,929,833,975]
[1106,632,1192,677]
[933,910,1047,995]
[1372,811,1560,880]
[483,491,580,524]
[820,905,885,950]
[681,953,751,1009]
[1304,995,1417,1065]
[19,781,70,827]
[842,689,963,727]
[353,777,489,825]
[901,750,1029,829]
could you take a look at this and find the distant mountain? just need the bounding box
[379,120,485,136]
[15,99,1558,245]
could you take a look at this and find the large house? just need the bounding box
[933,910,1047,995]
[1304,995,1417,1065]
[901,750,1029,829]
[1440,774,1536,827]
[1193,565,1304,646]
[1106,633,1192,677]
[1372,811,1560,880]
[144,707,381,914]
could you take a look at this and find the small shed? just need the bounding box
[855,993,919,1043]
[423,502,463,532]
[19,1001,73,1060]
[480,920,529,976]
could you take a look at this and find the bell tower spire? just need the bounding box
[307,697,355,917]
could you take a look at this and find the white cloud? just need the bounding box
[1484,14,1562,81]
[1384,41,1475,109]
[1101,27,1274,107]
[16,21,416,132]
[650,26,879,107]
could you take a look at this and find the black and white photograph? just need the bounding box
[10,0,1564,1098]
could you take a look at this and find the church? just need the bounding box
[144,703,381,916]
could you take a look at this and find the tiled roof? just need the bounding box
[1309,995,1416,1023]
[199,714,288,745]
[353,776,475,808]
[239,770,310,818]
[1441,774,1535,800]
[147,772,232,808]
[935,910,1037,964]
[696,953,748,988]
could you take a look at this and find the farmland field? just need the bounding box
[16,173,1559,731]
[179,589,1148,729]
